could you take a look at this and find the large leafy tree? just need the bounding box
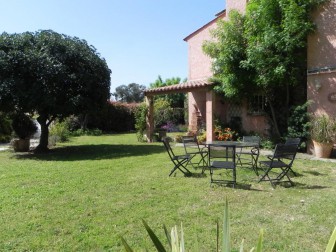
[149,75,186,108]
[113,83,146,103]
[203,0,327,137]
[0,30,111,152]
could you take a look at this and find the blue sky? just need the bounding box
[0,0,225,93]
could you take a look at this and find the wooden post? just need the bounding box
[206,90,214,141]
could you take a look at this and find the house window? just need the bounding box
[248,94,266,115]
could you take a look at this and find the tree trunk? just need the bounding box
[268,100,281,139]
[35,115,50,153]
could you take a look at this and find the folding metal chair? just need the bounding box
[284,138,300,176]
[258,143,298,187]
[163,137,192,177]
[285,137,301,146]
[236,136,260,174]
[182,136,208,172]
[208,144,236,187]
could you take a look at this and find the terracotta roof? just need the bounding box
[144,79,214,96]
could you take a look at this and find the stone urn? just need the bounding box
[12,138,30,152]
[312,140,334,158]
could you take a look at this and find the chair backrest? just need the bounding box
[285,138,300,146]
[273,143,298,162]
[208,145,236,162]
[182,136,200,154]
[163,137,176,161]
[243,136,261,146]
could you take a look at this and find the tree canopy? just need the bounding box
[203,0,327,137]
[149,75,186,108]
[112,83,146,103]
[0,30,111,151]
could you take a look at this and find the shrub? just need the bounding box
[71,128,102,136]
[134,103,148,142]
[0,113,12,143]
[154,99,185,128]
[286,102,311,150]
[174,135,183,143]
[310,114,336,144]
[49,120,70,142]
[11,113,37,139]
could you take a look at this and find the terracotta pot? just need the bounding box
[312,140,334,158]
[13,138,30,152]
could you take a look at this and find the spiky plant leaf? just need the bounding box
[120,236,134,252]
[171,226,179,252]
[180,223,185,252]
[255,229,264,252]
[142,219,167,252]
[217,220,220,252]
[163,224,172,250]
[325,227,336,252]
[240,239,244,252]
[223,198,230,252]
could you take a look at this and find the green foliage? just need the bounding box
[49,120,71,142]
[0,112,12,143]
[203,10,252,98]
[70,128,103,137]
[11,113,37,139]
[310,114,336,143]
[174,135,183,143]
[150,76,187,108]
[154,99,184,128]
[260,138,276,150]
[86,102,137,133]
[112,83,146,103]
[134,103,148,142]
[203,0,327,137]
[121,199,264,252]
[0,30,111,150]
[286,102,311,148]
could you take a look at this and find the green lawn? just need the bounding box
[0,134,335,251]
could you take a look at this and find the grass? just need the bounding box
[0,133,335,251]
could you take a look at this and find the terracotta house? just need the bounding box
[145,0,336,143]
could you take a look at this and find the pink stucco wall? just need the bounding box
[307,0,336,117]
[226,0,247,14]
[185,0,268,138]
[185,14,225,81]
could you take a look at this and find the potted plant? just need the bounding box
[11,113,37,152]
[310,114,336,158]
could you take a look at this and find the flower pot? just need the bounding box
[12,138,30,152]
[312,140,333,158]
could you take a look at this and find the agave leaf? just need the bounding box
[240,239,244,252]
[120,236,134,252]
[255,229,263,252]
[142,219,167,252]
[325,227,336,252]
[171,226,179,252]
[223,198,230,252]
[180,223,185,252]
[163,224,172,250]
[216,220,220,252]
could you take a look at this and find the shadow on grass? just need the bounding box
[302,170,327,176]
[13,144,165,161]
[210,182,263,191]
[293,182,330,190]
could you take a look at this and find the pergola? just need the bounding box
[144,79,216,142]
